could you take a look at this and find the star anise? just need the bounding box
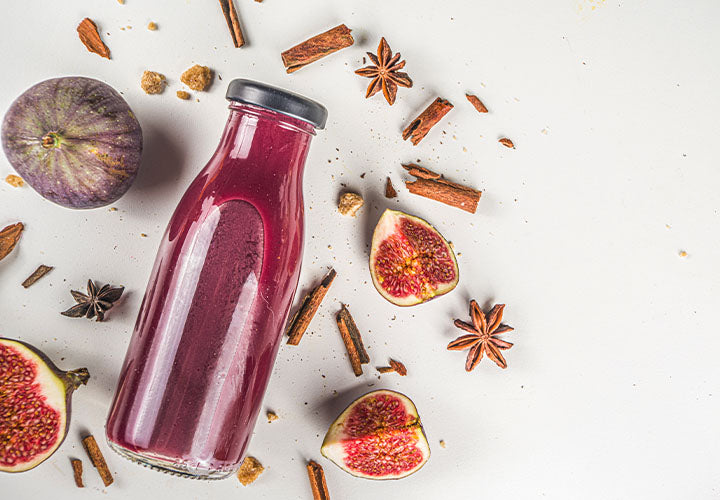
[355,37,413,105]
[61,279,124,322]
[447,300,514,370]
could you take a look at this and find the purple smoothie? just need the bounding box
[106,95,321,478]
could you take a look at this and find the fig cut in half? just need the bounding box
[321,389,430,480]
[370,209,459,306]
[0,338,89,473]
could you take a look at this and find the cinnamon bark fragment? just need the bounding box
[466,93,488,113]
[499,138,515,149]
[402,98,453,145]
[71,459,84,487]
[0,222,23,262]
[286,268,337,345]
[281,24,354,73]
[22,265,53,288]
[336,304,369,376]
[218,0,245,47]
[82,435,113,487]
[403,164,481,214]
[377,359,407,375]
[307,460,331,500]
[385,177,397,198]
[77,18,110,59]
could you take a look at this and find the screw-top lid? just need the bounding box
[225,79,328,130]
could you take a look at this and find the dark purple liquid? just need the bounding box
[106,104,315,475]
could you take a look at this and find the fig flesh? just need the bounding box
[0,338,89,473]
[321,389,430,480]
[370,209,459,306]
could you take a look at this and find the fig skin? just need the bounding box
[1,77,143,209]
[0,338,90,473]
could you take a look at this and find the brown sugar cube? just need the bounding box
[338,192,364,216]
[141,71,166,94]
[176,90,191,100]
[237,456,264,486]
[181,65,212,91]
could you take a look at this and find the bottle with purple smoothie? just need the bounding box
[105,80,327,479]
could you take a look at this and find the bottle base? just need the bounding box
[107,440,235,480]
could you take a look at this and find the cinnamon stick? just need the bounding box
[402,98,453,145]
[336,304,369,376]
[71,459,84,488]
[281,24,354,73]
[307,460,331,500]
[22,265,53,288]
[466,93,488,113]
[82,435,113,487]
[0,222,23,262]
[402,164,481,214]
[218,0,245,47]
[385,177,397,198]
[286,268,336,345]
[77,18,110,59]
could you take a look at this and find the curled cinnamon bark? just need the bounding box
[403,164,481,214]
[218,0,245,47]
[77,18,110,59]
[402,98,453,145]
[282,24,354,73]
[336,304,369,376]
[286,268,336,345]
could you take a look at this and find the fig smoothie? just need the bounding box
[106,80,327,478]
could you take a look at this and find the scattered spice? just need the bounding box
[336,304,369,377]
[218,0,246,47]
[385,177,397,198]
[465,93,488,113]
[176,90,191,100]
[5,174,24,187]
[81,435,113,487]
[71,458,84,488]
[140,71,166,94]
[147,22,158,31]
[287,268,337,345]
[678,250,688,258]
[281,24,354,73]
[236,456,264,485]
[307,460,331,500]
[338,192,364,216]
[403,164,481,214]
[0,222,23,262]
[181,65,213,91]
[447,300,514,370]
[61,279,125,322]
[402,98,454,145]
[77,18,110,59]
[355,38,412,105]
[377,359,407,376]
[439,439,446,448]
[21,265,53,288]
[499,138,515,149]
[266,410,279,422]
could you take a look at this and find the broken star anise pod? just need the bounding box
[61,279,124,322]
[355,37,413,105]
[447,300,514,371]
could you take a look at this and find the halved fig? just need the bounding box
[321,389,430,480]
[0,338,90,473]
[370,209,459,306]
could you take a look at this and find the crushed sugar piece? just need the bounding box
[176,90,191,100]
[181,65,212,91]
[237,456,264,486]
[140,71,166,94]
[266,410,279,422]
[5,174,24,187]
[338,192,364,216]
[147,22,157,31]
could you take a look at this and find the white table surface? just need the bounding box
[2,1,719,498]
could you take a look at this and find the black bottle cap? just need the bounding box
[225,79,328,130]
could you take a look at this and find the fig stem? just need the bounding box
[41,132,62,149]
[64,368,91,390]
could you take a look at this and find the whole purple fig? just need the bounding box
[2,77,142,209]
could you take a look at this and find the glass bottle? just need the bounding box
[105,80,327,479]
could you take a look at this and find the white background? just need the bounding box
[1,0,719,498]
